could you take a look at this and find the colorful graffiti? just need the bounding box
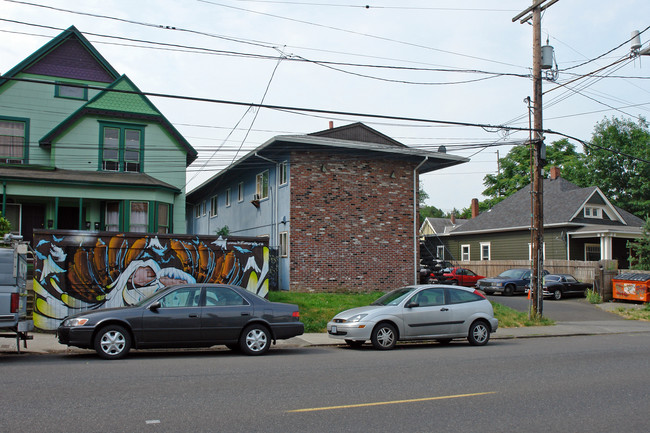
[32,231,270,330]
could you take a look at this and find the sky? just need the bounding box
[1,0,649,213]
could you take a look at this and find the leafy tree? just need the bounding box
[628,217,650,270]
[215,225,230,237]
[0,212,11,237]
[582,116,650,218]
[420,204,445,223]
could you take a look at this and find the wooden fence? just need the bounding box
[458,260,618,284]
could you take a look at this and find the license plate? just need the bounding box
[331,325,337,333]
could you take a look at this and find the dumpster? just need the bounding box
[612,273,650,302]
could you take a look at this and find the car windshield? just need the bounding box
[498,269,526,279]
[371,287,416,306]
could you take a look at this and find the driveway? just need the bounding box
[486,294,624,322]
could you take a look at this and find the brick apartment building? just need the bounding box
[187,122,467,292]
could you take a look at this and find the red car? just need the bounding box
[438,267,485,287]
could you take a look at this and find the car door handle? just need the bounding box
[189,314,198,318]
[440,307,449,312]
[241,312,250,316]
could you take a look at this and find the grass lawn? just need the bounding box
[268,291,554,333]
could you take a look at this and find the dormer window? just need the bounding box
[55,82,88,100]
[584,206,602,218]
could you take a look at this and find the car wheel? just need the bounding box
[240,324,271,356]
[467,320,490,346]
[371,323,397,350]
[553,289,563,300]
[436,338,452,345]
[503,284,515,296]
[94,325,131,360]
[345,339,364,348]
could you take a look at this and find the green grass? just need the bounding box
[610,303,650,321]
[268,291,554,333]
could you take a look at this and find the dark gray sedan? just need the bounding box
[57,284,304,359]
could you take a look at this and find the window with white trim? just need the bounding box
[279,231,289,257]
[480,242,491,260]
[201,201,207,216]
[225,188,231,207]
[238,182,244,202]
[436,245,445,260]
[210,196,218,217]
[461,244,470,261]
[195,204,200,219]
[279,161,288,185]
[256,170,269,199]
[584,206,602,218]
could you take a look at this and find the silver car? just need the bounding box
[327,285,498,350]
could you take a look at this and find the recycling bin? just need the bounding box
[612,273,650,302]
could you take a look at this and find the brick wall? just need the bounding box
[289,151,417,292]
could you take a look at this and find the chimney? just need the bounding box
[471,198,479,219]
[550,166,561,180]
[328,121,334,129]
[450,212,456,224]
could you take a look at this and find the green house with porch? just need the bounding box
[0,26,197,242]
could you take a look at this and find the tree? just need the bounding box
[482,138,586,202]
[582,117,650,219]
[628,217,650,270]
[0,212,10,237]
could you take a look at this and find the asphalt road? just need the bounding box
[486,293,624,321]
[2,333,649,432]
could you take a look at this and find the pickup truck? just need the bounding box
[0,239,33,352]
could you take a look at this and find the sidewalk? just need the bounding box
[3,317,650,355]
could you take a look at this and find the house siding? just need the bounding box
[289,152,416,291]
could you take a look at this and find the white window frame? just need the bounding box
[256,170,269,199]
[225,188,231,207]
[480,242,491,261]
[528,242,547,260]
[436,245,445,260]
[129,201,149,233]
[461,244,470,261]
[238,182,244,202]
[210,196,218,217]
[585,243,601,261]
[201,200,207,216]
[194,204,200,219]
[279,161,288,185]
[584,206,602,219]
[279,231,289,257]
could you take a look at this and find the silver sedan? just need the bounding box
[327,285,498,350]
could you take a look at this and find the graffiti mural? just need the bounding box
[32,230,270,330]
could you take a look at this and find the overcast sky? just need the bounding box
[1,0,649,213]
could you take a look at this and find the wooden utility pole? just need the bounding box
[513,0,558,318]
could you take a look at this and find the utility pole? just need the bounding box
[513,0,558,318]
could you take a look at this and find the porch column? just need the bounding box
[600,235,613,260]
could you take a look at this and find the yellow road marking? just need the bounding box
[287,391,496,413]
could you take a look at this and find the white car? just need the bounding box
[327,285,498,350]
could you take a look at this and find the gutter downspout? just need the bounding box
[414,157,428,284]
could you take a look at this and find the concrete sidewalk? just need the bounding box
[3,318,650,355]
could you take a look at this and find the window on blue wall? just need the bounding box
[158,203,170,233]
[0,118,28,164]
[105,202,120,231]
[256,170,269,199]
[279,161,288,185]
[225,188,231,207]
[100,122,144,172]
[130,201,149,232]
[194,204,200,219]
[238,182,244,202]
[210,196,218,217]
[55,82,88,100]
[280,231,289,257]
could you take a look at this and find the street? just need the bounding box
[2,332,649,432]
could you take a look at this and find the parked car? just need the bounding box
[431,267,485,287]
[426,260,455,283]
[477,268,548,296]
[327,285,498,349]
[57,284,304,359]
[542,274,592,300]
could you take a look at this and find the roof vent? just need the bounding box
[438,146,446,153]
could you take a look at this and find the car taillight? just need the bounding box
[292,311,300,318]
[10,293,19,313]
[473,289,486,299]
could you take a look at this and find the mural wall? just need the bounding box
[32,230,270,330]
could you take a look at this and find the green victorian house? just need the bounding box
[0,26,197,243]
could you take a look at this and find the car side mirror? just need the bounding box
[405,302,419,308]
[149,301,161,311]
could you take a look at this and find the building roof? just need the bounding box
[188,123,468,199]
[420,217,467,235]
[448,176,644,235]
[0,166,179,192]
